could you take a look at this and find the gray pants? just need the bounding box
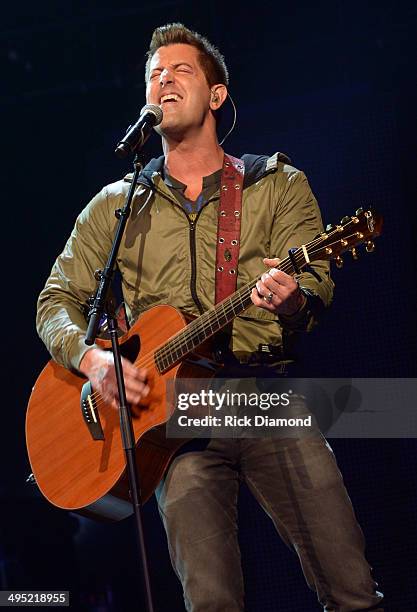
[155,434,383,611]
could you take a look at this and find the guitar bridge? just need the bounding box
[80,382,105,440]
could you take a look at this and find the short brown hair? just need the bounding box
[145,23,229,87]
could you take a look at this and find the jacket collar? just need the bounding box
[125,151,292,189]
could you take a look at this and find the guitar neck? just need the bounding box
[154,207,383,372]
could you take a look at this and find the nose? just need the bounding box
[160,67,175,87]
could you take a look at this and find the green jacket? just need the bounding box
[36,152,334,371]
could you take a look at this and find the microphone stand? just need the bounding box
[85,152,154,612]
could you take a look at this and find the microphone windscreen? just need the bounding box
[140,104,163,126]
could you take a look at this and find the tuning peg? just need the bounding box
[326,223,334,232]
[340,216,350,224]
[355,207,364,215]
[365,240,375,253]
[350,247,359,260]
[335,256,343,269]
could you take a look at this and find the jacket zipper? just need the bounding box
[188,217,205,314]
[151,183,211,314]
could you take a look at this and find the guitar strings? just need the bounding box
[138,226,361,367]
[90,248,299,407]
[88,222,363,407]
[89,221,360,410]
[88,225,364,409]
[145,224,347,362]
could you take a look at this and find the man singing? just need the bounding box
[37,23,383,612]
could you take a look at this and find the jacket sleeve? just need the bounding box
[36,187,117,371]
[271,169,334,332]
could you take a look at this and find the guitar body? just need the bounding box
[26,305,219,521]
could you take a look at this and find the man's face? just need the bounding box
[146,44,213,138]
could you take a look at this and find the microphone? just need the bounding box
[115,104,163,158]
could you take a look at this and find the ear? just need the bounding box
[209,84,228,110]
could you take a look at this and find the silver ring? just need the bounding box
[263,292,274,304]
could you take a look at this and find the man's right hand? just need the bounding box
[79,348,149,410]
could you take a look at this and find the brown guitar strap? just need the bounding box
[215,154,245,304]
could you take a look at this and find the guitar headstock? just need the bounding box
[309,208,383,268]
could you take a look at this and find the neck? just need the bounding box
[162,129,224,182]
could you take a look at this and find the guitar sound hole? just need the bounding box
[120,334,141,363]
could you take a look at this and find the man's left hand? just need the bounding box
[251,257,307,316]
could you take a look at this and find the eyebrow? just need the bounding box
[150,61,194,73]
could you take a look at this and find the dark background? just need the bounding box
[1,1,417,610]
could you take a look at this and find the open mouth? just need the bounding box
[160,94,182,105]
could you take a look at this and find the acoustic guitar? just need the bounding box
[25,208,383,520]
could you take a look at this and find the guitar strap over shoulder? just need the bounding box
[215,154,245,304]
